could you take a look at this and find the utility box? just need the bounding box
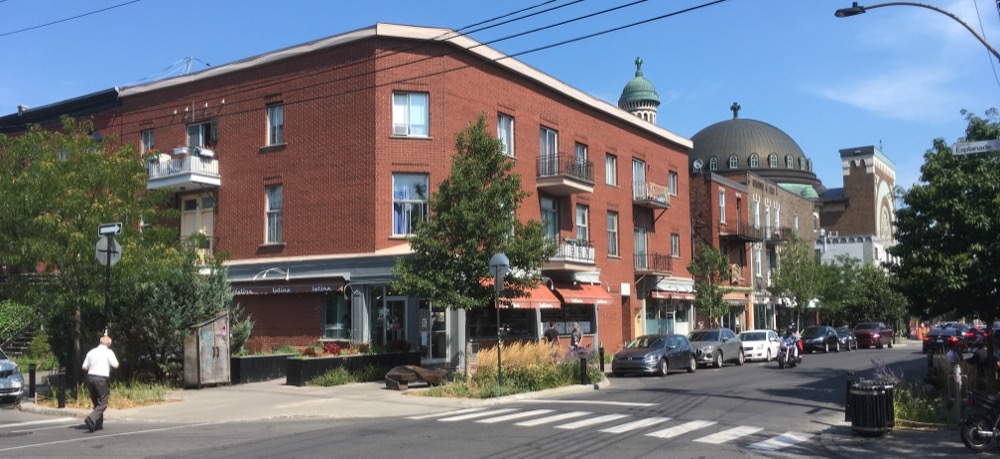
[184,311,230,388]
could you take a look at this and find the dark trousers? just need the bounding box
[86,375,110,428]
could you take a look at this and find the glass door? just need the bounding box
[634,227,648,270]
[419,301,448,360]
[384,297,407,345]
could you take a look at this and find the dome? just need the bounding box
[690,103,824,194]
[618,57,660,107]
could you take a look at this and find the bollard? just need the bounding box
[845,371,855,422]
[580,356,588,385]
[599,346,605,373]
[57,371,65,409]
[28,363,36,398]
[954,364,963,422]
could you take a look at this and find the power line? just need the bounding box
[0,0,144,38]
[972,0,1000,92]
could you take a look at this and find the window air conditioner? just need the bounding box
[393,125,409,136]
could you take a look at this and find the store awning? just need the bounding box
[651,291,695,301]
[553,281,613,305]
[231,279,344,296]
[507,285,561,309]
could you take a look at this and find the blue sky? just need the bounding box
[2,0,999,190]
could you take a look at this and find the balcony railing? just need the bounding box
[632,181,670,209]
[765,226,794,243]
[634,252,672,274]
[147,154,221,190]
[718,220,763,242]
[543,237,595,272]
[536,154,594,195]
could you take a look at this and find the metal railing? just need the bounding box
[148,155,219,180]
[537,154,594,183]
[551,237,595,264]
[719,220,764,241]
[634,252,672,273]
[632,181,670,205]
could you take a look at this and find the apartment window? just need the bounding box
[774,207,781,232]
[728,155,738,169]
[719,189,726,223]
[671,233,681,258]
[755,245,763,277]
[768,154,778,168]
[141,129,155,153]
[540,126,558,158]
[668,171,679,196]
[541,197,558,240]
[607,211,619,257]
[605,154,618,186]
[576,204,589,242]
[187,121,216,148]
[392,92,429,137]
[765,206,772,235]
[392,173,429,235]
[498,113,514,157]
[786,155,794,168]
[267,104,284,145]
[709,156,718,171]
[749,154,759,168]
[265,185,283,243]
[753,199,760,229]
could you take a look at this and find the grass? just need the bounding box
[35,380,173,409]
[307,365,387,386]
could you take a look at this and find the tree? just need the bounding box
[769,233,823,326]
[814,254,862,325]
[841,264,908,326]
[687,243,731,322]
[889,109,1000,322]
[392,114,555,315]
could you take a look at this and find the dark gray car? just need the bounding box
[612,334,697,377]
[688,328,744,368]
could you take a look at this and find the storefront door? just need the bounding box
[384,297,407,345]
[419,301,448,360]
[645,301,675,335]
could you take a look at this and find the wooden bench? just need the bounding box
[385,365,448,391]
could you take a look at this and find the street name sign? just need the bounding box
[953,139,1000,155]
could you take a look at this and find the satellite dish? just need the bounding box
[692,159,704,174]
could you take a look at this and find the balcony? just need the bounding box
[536,154,594,195]
[632,181,670,209]
[542,237,596,272]
[634,252,672,276]
[765,227,794,244]
[147,154,221,191]
[718,220,763,242]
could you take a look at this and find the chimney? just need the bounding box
[17,105,28,115]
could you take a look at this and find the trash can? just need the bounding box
[849,380,895,436]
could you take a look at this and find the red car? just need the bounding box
[853,322,894,349]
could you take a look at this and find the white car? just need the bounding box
[738,329,781,362]
[0,349,24,405]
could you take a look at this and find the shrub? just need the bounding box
[309,367,354,386]
[270,345,298,355]
[323,342,342,356]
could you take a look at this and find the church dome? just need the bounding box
[618,57,660,107]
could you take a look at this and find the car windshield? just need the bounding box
[626,336,665,349]
[801,327,823,338]
[739,332,766,341]
[854,323,877,330]
[836,327,850,337]
[689,331,719,342]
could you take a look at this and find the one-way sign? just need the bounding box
[98,222,122,235]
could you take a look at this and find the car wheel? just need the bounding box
[888,338,893,349]
[834,341,840,352]
[736,349,745,365]
[823,342,829,353]
[688,356,697,373]
[713,351,723,369]
[657,358,669,377]
[766,349,772,362]
[851,341,856,351]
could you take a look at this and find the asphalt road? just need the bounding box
[0,340,930,458]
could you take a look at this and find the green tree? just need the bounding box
[814,255,862,325]
[841,264,908,326]
[392,114,555,316]
[687,243,731,322]
[769,233,823,326]
[890,108,1000,321]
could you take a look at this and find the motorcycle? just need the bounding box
[777,337,802,369]
[959,390,1000,452]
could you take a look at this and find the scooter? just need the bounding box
[777,337,802,369]
[959,390,1000,452]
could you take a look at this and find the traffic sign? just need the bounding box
[953,139,1000,155]
[98,222,122,236]
[96,237,121,267]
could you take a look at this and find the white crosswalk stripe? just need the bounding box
[0,417,76,429]
[514,411,591,426]
[406,408,487,420]
[598,416,671,434]
[693,425,764,444]
[555,413,629,430]
[646,420,717,439]
[745,431,814,451]
[438,408,519,422]
[476,409,554,424]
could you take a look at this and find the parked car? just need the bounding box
[612,334,696,377]
[963,326,987,346]
[853,322,894,349]
[835,326,858,351]
[0,349,24,406]
[923,327,966,354]
[801,325,841,353]
[688,328,744,368]
[739,329,781,362]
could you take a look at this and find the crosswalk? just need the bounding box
[407,407,814,452]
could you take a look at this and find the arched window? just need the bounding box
[768,154,778,168]
[799,157,806,170]
[749,154,759,168]
[709,156,718,170]
[807,159,812,171]
[785,155,794,168]
[728,155,738,169]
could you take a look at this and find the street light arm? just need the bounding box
[835,2,1000,62]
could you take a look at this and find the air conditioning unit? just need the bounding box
[194,147,215,158]
[174,147,190,155]
[393,125,408,136]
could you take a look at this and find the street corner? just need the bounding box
[818,422,970,458]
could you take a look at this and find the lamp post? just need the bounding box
[834,2,1000,62]
[489,252,509,387]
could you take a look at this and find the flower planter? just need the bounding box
[286,351,421,386]
[230,353,296,384]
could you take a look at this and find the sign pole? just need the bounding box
[104,235,112,317]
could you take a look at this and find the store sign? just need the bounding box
[232,283,342,296]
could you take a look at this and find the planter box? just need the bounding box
[286,351,421,386]
[230,354,296,384]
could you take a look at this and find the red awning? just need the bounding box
[507,285,561,309]
[553,282,613,305]
[651,291,695,301]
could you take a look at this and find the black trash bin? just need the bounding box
[848,380,895,436]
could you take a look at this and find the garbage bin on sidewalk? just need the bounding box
[848,380,895,437]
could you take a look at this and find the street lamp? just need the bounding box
[834,2,1000,62]
[488,252,509,387]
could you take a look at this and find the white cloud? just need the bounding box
[813,67,963,122]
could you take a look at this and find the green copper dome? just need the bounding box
[618,57,660,106]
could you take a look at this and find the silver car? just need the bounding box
[688,328,744,368]
[0,349,24,405]
[611,334,697,377]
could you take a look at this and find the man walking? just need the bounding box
[81,335,119,433]
[543,321,559,344]
[570,322,582,350]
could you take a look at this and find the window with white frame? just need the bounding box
[728,155,738,169]
[749,154,759,168]
[765,205,771,236]
[768,154,777,168]
[267,104,284,145]
[774,207,780,232]
[719,189,726,223]
[786,155,794,168]
[497,113,514,157]
[187,121,216,148]
[540,126,558,158]
[671,233,681,258]
[392,173,429,235]
[755,245,762,277]
[575,143,587,162]
[392,92,429,137]
[576,204,589,242]
[141,129,155,153]
[753,198,760,229]
[607,211,619,257]
[605,153,618,186]
[669,171,679,196]
[799,157,806,170]
[265,185,283,243]
[541,196,558,240]
[709,156,718,170]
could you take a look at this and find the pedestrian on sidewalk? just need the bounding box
[81,335,119,433]
[569,323,582,350]
[543,321,559,344]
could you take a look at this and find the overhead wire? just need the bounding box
[972,0,1000,92]
[0,0,144,38]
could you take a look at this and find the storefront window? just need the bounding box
[540,305,596,335]
[324,295,351,339]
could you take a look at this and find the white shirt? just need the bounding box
[82,344,119,377]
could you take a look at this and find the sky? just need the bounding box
[2,0,999,191]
